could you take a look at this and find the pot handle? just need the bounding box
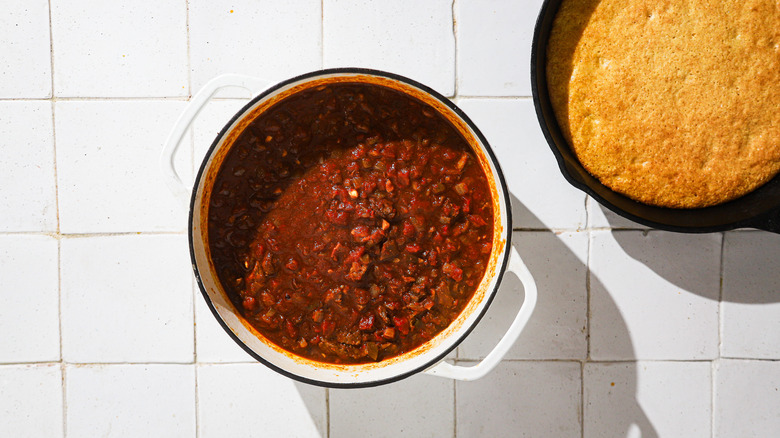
[424,245,537,381]
[160,74,273,207]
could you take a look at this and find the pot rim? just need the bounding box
[188,68,514,388]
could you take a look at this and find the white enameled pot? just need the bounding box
[162,69,537,388]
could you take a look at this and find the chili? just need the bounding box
[208,82,494,364]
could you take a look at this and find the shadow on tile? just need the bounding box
[598,203,780,304]
[278,195,659,437]
[291,381,330,436]
[510,195,658,437]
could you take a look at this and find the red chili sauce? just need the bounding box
[208,82,494,364]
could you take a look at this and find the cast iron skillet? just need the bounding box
[530,0,780,234]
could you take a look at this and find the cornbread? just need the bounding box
[547,0,780,208]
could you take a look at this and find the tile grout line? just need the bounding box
[184,1,201,436]
[2,96,195,101]
[582,201,593,438]
[585,199,592,363]
[456,95,534,100]
[325,388,330,438]
[580,360,585,438]
[451,0,458,100]
[186,0,192,99]
[56,231,188,237]
[452,377,457,438]
[711,360,718,438]
[47,0,68,435]
[320,0,325,69]
[713,232,726,437]
[441,358,732,364]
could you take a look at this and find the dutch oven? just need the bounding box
[161,69,538,387]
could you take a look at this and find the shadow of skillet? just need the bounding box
[547,0,780,307]
[598,203,780,304]
[283,195,657,437]
[450,194,658,437]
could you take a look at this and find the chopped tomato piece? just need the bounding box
[242,296,256,310]
[321,320,336,337]
[442,262,463,281]
[402,221,416,237]
[393,316,410,335]
[359,315,375,330]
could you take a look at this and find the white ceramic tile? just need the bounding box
[61,235,193,363]
[584,361,711,438]
[0,102,57,232]
[189,1,321,98]
[457,98,587,229]
[51,0,187,97]
[55,100,190,233]
[0,235,60,363]
[323,0,455,96]
[457,0,542,96]
[590,230,721,360]
[330,373,453,437]
[192,98,251,172]
[0,365,63,438]
[715,359,780,438]
[198,363,326,437]
[456,361,581,437]
[66,364,195,437]
[195,292,255,363]
[459,231,587,360]
[721,231,780,359]
[587,197,651,230]
[0,1,51,98]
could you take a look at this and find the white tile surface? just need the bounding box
[198,363,326,437]
[457,0,542,96]
[457,98,587,229]
[55,100,190,233]
[195,292,255,363]
[714,359,780,438]
[0,101,57,232]
[8,2,780,436]
[584,361,712,438]
[330,373,453,437]
[0,235,60,363]
[323,0,456,96]
[189,1,321,98]
[51,0,188,97]
[61,235,193,363]
[721,231,780,359]
[0,1,51,98]
[590,230,721,360]
[456,361,581,437]
[459,231,587,360]
[66,364,195,437]
[0,364,63,438]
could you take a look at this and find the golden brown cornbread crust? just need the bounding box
[547,0,780,208]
